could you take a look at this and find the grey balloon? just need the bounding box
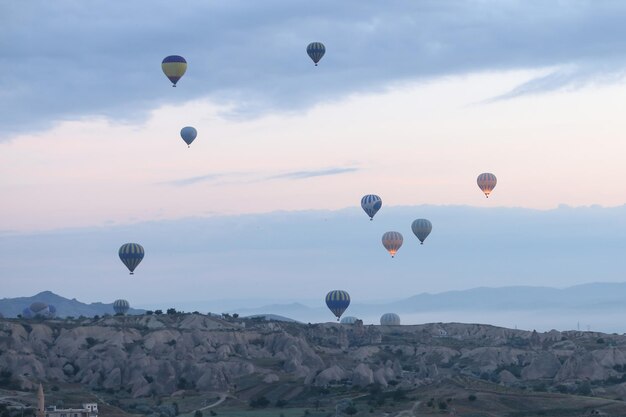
[340,316,359,324]
[380,313,401,325]
[113,299,130,315]
[411,218,432,244]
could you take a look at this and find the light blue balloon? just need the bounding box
[180,126,197,147]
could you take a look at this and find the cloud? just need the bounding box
[160,173,226,187]
[4,1,626,138]
[162,167,358,186]
[268,167,358,180]
[486,64,626,102]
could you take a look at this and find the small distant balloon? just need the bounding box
[119,243,144,275]
[340,316,359,324]
[307,42,325,66]
[361,194,382,221]
[180,126,197,148]
[380,313,401,326]
[161,55,187,87]
[325,290,350,321]
[477,173,497,198]
[382,231,403,258]
[411,219,432,245]
[113,299,130,315]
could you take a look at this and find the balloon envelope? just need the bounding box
[30,302,48,313]
[307,42,326,65]
[325,290,350,321]
[382,231,403,258]
[113,299,130,315]
[162,55,187,86]
[340,316,359,324]
[361,194,382,220]
[477,173,497,198]
[380,313,401,325]
[411,219,432,244]
[119,243,144,274]
[180,126,197,147]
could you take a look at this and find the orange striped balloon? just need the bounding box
[477,173,497,198]
[382,231,403,258]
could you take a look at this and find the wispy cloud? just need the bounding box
[161,167,359,187]
[485,64,626,103]
[159,173,225,187]
[269,167,359,180]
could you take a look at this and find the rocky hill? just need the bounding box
[3,314,626,413]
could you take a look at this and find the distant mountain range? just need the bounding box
[3,282,626,331]
[223,282,626,332]
[0,290,145,318]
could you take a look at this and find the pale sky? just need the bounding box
[2,1,626,312]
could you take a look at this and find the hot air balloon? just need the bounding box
[361,194,382,220]
[380,313,401,326]
[325,290,350,321]
[119,243,144,275]
[477,173,497,198]
[340,316,359,324]
[161,55,187,87]
[30,302,48,313]
[411,219,432,245]
[306,42,325,66]
[22,302,55,318]
[113,299,130,315]
[382,231,403,258]
[180,126,197,148]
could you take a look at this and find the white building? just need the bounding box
[45,403,98,417]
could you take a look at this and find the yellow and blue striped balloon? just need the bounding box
[325,290,350,321]
[118,243,144,275]
[306,42,325,66]
[162,55,187,87]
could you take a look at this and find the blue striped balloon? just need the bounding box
[113,299,130,315]
[118,243,144,275]
[411,219,432,245]
[306,42,326,66]
[361,194,382,220]
[325,290,350,321]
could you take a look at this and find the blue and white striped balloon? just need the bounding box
[306,42,326,66]
[411,219,432,245]
[361,194,382,220]
[325,290,350,321]
[118,243,144,275]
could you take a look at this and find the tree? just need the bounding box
[154,310,163,315]
[249,397,270,408]
[146,310,153,315]
[167,308,177,315]
[194,411,203,417]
